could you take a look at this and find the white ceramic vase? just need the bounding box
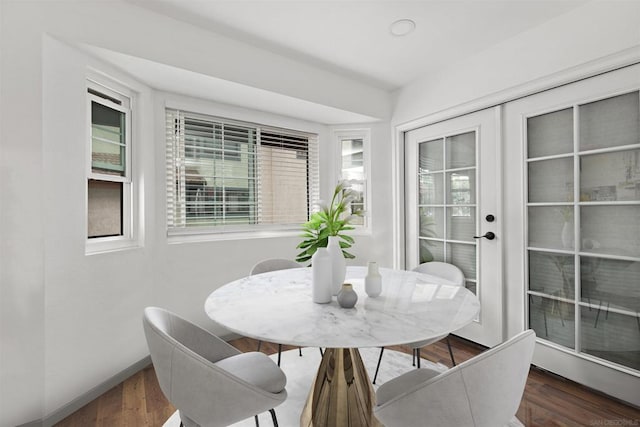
[311,248,332,304]
[561,221,574,249]
[365,261,382,297]
[327,236,346,295]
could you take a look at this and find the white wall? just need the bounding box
[0,1,391,426]
[0,1,46,425]
[392,1,640,126]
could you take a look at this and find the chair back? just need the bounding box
[375,330,536,427]
[250,258,300,275]
[413,261,465,286]
[143,307,239,401]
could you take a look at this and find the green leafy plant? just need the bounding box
[295,182,364,263]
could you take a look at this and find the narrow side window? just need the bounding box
[86,81,133,250]
[337,130,370,228]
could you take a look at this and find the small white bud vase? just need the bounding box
[365,261,382,298]
[337,283,358,308]
[327,236,347,296]
[312,248,332,304]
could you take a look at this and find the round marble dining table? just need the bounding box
[205,266,480,349]
[205,266,480,427]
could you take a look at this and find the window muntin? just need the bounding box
[166,109,319,233]
[86,82,132,243]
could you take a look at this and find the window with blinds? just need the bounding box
[166,109,319,233]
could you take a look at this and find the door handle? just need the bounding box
[474,232,496,240]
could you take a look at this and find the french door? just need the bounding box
[504,64,640,406]
[405,107,503,347]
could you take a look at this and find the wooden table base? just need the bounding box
[300,348,382,427]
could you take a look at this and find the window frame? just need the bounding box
[334,128,371,232]
[166,108,320,240]
[85,78,136,254]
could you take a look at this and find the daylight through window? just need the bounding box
[166,109,319,233]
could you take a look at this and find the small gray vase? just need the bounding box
[337,283,358,309]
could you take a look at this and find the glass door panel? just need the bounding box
[447,243,476,283]
[579,92,640,151]
[580,149,640,202]
[527,108,573,158]
[529,296,575,349]
[528,158,573,203]
[529,251,575,298]
[528,206,573,250]
[447,207,476,242]
[419,138,443,172]
[581,206,640,257]
[446,131,475,169]
[420,240,443,264]
[419,207,444,239]
[446,170,476,205]
[581,309,640,371]
[419,173,444,204]
[580,257,640,312]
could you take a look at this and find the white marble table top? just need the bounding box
[205,266,480,348]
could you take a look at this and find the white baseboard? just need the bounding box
[18,356,151,427]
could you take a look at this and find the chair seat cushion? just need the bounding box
[214,351,287,393]
[376,367,442,406]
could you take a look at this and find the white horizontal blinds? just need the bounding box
[166,108,318,230]
[258,129,315,224]
[307,133,320,217]
[165,109,183,228]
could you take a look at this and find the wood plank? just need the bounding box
[121,370,150,427]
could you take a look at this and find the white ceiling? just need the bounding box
[129,0,588,91]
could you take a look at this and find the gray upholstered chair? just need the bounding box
[143,307,287,427]
[250,258,301,276]
[372,262,465,383]
[250,258,304,365]
[374,329,536,427]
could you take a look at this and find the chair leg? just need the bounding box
[372,347,384,384]
[257,340,262,352]
[319,347,324,357]
[255,415,259,426]
[416,347,421,369]
[412,348,416,367]
[446,336,456,366]
[277,344,282,366]
[269,409,279,427]
[299,347,303,357]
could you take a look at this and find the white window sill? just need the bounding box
[85,237,140,255]
[167,227,303,244]
[167,225,372,245]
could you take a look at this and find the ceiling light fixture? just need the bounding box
[390,19,416,37]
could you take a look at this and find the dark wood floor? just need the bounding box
[55,336,640,426]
